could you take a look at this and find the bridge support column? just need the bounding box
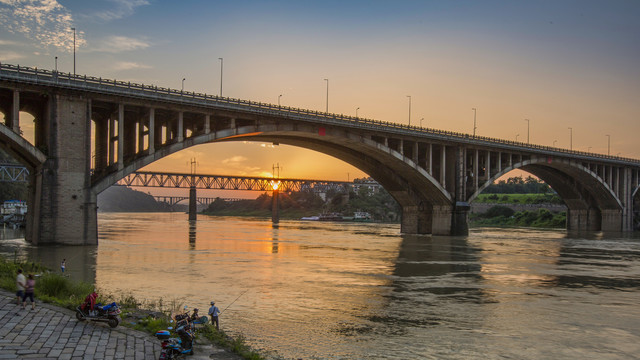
[271,189,279,224]
[451,202,470,236]
[26,94,97,245]
[401,204,458,235]
[188,186,197,221]
[566,209,600,231]
[601,209,622,232]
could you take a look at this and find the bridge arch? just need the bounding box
[92,123,455,234]
[469,157,622,231]
[0,123,46,169]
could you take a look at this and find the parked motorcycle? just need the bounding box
[156,325,194,359]
[75,291,121,328]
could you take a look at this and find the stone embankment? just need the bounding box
[0,289,241,359]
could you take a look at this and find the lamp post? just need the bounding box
[420,117,424,127]
[218,58,223,97]
[54,56,57,72]
[472,108,477,136]
[71,27,76,76]
[516,134,520,142]
[553,139,557,147]
[606,134,610,155]
[524,118,530,143]
[356,107,360,117]
[588,146,592,152]
[181,78,185,92]
[278,94,282,107]
[568,127,573,150]
[324,78,329,113]
[406,95,412,126]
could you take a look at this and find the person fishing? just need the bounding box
[208,301,220,330]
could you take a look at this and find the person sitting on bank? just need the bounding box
[208,301,220,330]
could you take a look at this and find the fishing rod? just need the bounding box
[221,288,250,314]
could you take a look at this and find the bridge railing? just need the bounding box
[2,62,638,165]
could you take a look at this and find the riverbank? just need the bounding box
[0,256,258,359]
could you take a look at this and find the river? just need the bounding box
[1,213,639,359]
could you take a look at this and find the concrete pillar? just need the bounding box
[431,205,453,235]
[567,209,601,231]
[117,104,124,170]
[474,149,479,191]
[601,209,622,232]
[178,111,184,142]
[428,143,433,176]
[188,186,197,221]
[451,202,470,236]
[440,145,446,186]
[271,189,280,224]
[94,116,108,171]
[26,94,97,245]
[148,108,155,153]
[205,114,211,134]
[12,90,19,133]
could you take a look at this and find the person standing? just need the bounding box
[15,269,26,305]
[60,259,66,273]
[22,274,35,310]
[208,301,220,330]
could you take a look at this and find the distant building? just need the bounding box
[351,177,382,194]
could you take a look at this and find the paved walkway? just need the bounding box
[0,289,241,359]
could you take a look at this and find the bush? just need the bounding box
[483,205,515,219]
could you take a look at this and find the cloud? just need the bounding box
[112,61,152,71]
[0,0,84,52]
[89,0,149,22]
[0,39,18,45]
[90,35,151,53]
[222,156,248,165]
[0,50,24,61]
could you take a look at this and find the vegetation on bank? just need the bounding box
[470,205,566,228]
[0,255,266,360]
[474,193,563,204]
[203,186,401,222]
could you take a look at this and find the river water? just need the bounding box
[1,213,639,359]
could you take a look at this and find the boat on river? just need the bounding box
[300,211,372,222]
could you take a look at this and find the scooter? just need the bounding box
[75,302,122,328]
[156,325,194,359]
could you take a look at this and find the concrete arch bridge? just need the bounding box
[1,63,639,245]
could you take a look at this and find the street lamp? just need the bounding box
[420,117,424,127]
[181,78,185,92]
[553,139,557,147]
[588,146,592,152]
[218,58,223,97]
[278,94,283,106]
[568,127,573,150]
[524,118,530,143]
[606,134,610,155]
[516,134,520,142]
[356,107,360,117]
[406,96,412,126]
[324,78,329,113]
[472,108,477,136]
[54,56,57,72]
[71,27,76,76]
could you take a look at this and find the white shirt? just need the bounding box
[16,273,26,291]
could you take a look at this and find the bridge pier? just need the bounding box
[188,186,197,221]
[566,209,601,231]
[271,189,280,224]
[26,94,97,245]
[401,204,468,236]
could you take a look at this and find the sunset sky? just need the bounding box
[1,0,639,185]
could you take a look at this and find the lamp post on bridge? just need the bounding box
[278,94,283,107]
[71,27,76,76]
[553,139,557,147]
[407,95,412,126]
[420,117,424,127]
[324,78,329,113]
[524,118,530,144]
[568,127,573,150]
[472,108,477,136]
[516,134,520,142]
[181,78,185,92]
[218,57,223,97]
[356,107,360,118]
[606,134,610,155]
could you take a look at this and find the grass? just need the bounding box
[0,255,267,360]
